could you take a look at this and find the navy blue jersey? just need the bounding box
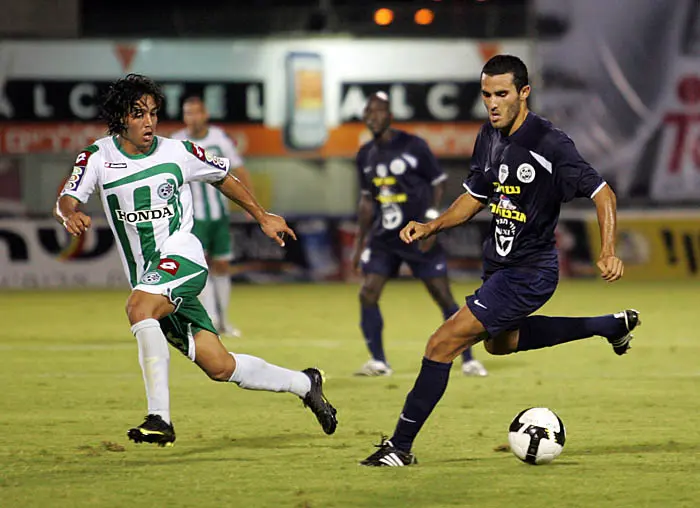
[464,112,606,271]
[356,130,446,247]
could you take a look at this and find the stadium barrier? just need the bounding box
[3,210,698,288]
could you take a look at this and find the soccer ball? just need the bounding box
[508,407,566,465]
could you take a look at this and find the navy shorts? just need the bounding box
[360,240,448,280]
[466,266,558,337]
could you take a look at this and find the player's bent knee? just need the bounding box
[211,259,229,276]
[125,291,173,325]
[359,285,381,306]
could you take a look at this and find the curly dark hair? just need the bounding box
[99,74,165,135]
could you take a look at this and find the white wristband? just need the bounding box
[425,208,439,220]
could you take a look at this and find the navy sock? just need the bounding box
[516,314,623,352]
[391,357,452,452]
[361,304,386,363]
[441,305,474,362]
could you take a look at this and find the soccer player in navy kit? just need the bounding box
[352,92,487,378]
[360,55,640,466]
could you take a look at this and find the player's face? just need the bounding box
[123,94,158,150]
[183,101,209,132]
[363,99,392,137]
[481,73,530,131]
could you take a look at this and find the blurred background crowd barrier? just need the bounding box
[1,0,699,288]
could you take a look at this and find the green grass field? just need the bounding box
[1,280,698,508]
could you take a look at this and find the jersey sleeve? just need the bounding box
[220,133,244,169]
[356,146,372,196]
[59,145,100,203]
[462,127,492,203]
[551,133,606,202]
[180,140,231,184]
[413,137,447,186]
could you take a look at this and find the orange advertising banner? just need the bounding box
[0,121,481,158]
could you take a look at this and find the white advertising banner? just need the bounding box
[0,38,531,157]
[0,219,127,288]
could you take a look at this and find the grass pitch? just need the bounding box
[0,280,698,507]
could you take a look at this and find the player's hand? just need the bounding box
[351,245,365,274]
[259,212,297,247]
[62,211,91,237]
[597,254,624,282]
[399,221,434,244]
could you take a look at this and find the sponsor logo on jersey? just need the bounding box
[157,258,180,275]
[493,183,521,194]
[115,205,175,224]
[105,162,128,169]
[63,165,85,192]
[190,142,228,171]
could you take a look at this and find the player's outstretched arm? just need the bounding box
[213,174,296,247]
[400,192,484,244]
[592,184,624,282]
[55,195,92,237]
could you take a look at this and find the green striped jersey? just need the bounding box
[60,135,230,287]
[171,126,244,221]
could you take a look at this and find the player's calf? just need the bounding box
[484,331,519,355]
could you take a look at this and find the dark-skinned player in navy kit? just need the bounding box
[360,55,640,467]
[352,92,487,378]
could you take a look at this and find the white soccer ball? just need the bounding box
[508,407,566,465]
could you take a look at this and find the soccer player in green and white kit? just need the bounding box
[172,97,253,338]
[54,74,337,446]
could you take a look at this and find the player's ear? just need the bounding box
[519,85,531,101]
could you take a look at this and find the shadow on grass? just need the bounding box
[565,440,698,456]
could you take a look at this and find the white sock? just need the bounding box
[212,274,232,327]
[228,353,311,397]
[131,318,171,424]
[199,278,219,328]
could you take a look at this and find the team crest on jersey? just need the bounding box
[498,164,509,184]
[157,182,175,200]
[517,163,535,183]
[376,164,388,178]
[140,271,162,284]
[389,158,407,175]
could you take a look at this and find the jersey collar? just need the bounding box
[112,135,159,159]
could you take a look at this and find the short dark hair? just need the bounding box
[365,90,390,109]
[182,95,205,107]
[99,74,165,135]
[481,55,529,92]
